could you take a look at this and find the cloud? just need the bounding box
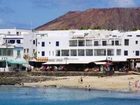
[110,0,137,7]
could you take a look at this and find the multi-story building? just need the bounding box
[36,30,140,70]
[0,28,36,72]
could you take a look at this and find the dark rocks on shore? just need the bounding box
[0,71,136,85]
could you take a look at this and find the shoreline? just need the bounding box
[23,75,140,93]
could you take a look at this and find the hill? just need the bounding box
[35,8,140,31]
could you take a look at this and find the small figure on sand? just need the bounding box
[128,81,132,91]
[80,77,83,83]
[79,77,83,83]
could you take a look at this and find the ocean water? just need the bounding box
[0,86,140,105]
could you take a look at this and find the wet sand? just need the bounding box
[24,75,140,92]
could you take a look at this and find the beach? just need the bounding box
[24,75,140,92]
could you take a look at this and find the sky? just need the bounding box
[0,0,140,29]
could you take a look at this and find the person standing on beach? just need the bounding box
[79,77,83,83]
[81,77,83,83]
[128,81,132,91]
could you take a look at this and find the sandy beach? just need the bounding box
[24,75,140,92]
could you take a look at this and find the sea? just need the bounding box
[0,86,140,105]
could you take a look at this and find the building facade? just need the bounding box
[36,30,140,69]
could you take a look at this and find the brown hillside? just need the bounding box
[35,8,140,31]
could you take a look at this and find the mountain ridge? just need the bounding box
[35,8,140,31]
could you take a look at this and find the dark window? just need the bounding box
[61,50,69,56]
[136,40,138,44]
[17,32,19,35]
[127,35,132,37]
[70,50,77,56]
[33,40,35,45]
[24,49,26,53]
[27,49,29,53]
[17,50,21,57]
[116,49,121,56]
[42,51,45,56]
[56,50,60,56]
[115,40,119,45]
[124,50,128,56]
[102,41,107,46]
[9,40,15,44]
[78,49,85,56]
[112,41,114,45]
[124,39,129,46]
[136,51,139,56]
[86,49,93,56]
[69,40,77,46]
[136,35,140,37]
[42,42,45,47]
[78,40,85,46]
[107,49,114,56]
[94,41,99,46]
[17,40,21,44]
[56,41,59,46]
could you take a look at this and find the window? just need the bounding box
[86,49,93,56]
[69,40,77,46]
[33,49,35,53]
[115,40,119,45]
[7,49,13,56]
[111,41,114,45]
[27,49,29,53]
[70,50,77,56]
[136,35,140,37]
[116,49,121,56]
[16,51,21,57]
[42,42,45,47]
[136,41,138,44]
[9,40,15,44]
[94,41,99,46]
[56,50,60,56]
[136,51,139,56]
[0,61,6,68]
[61,50,69,56]
[124,50,128,56]
[124,39,129,46]
[127,35,132,37]
[86,40,92,46]
[94,49,106,56]
[78,40,85,46]
[0,49,13,56]
[16,32,20,35]
[17,40,21,44]
[42,51,45,56]
[78,49,85,56]
[33,40,35,45]
[24,49,26,53]
[102,41,107,46]
[56,41,59,46]
[107,49,114,56]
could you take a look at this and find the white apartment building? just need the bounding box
[36,30,140,69]
[0,28,37,59]
[0,28,36,71]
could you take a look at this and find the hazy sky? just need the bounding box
[0,0,139,29]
